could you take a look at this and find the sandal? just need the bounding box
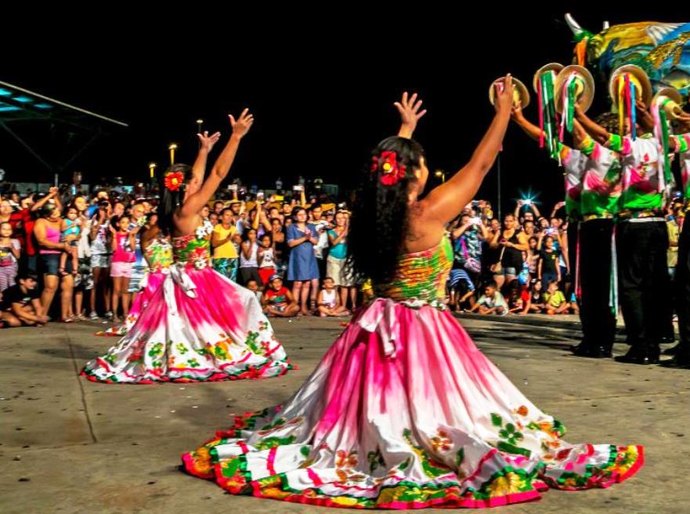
[61,317,74,323]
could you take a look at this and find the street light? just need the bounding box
[196,119,203,134]
[434,169,446,183]
[149,162,157,179]
[168,143,178,165]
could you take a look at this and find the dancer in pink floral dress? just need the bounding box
[83,113,290,383]
[182,84,642,507]
[99,219,173,337]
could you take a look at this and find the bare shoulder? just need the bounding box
[404,202,446,253]
[172,212,202,237]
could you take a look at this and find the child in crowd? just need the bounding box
[528,279,545,313]
[257,233,276,286]
[507,282,530,314]
[538,235,560,286]
[544,280,569,315]
[262,275,300,317]
[109,215,137,323]
[472,281,508,315]
[317,276,350,317]
[448,268,475,312]
[0,221,21,293]
[245,279,263,304]
[59,206,81,276]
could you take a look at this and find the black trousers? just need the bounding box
[567,221,578,288]
[675,219,690,348]
[579,219,616,351]
[617,220,671,351]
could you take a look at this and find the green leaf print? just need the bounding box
[455,448,465,468]
[260,417,286,431]
[176,343,188,354]
[245,332,259,353]
[187,358,200,368]
[254,435,296,450]
[402,428,450,478]
[148,343,164,357]
[367,449,385,473]
[491,413,503,427]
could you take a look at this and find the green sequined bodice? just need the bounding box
[375,237,453,303]
[144,238,173,271]
[172,234,211,268]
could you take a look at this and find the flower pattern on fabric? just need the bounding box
[82,225,291,384]
[180,235,643,508]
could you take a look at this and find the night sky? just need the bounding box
[1,5,682,213]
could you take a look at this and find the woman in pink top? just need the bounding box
[33,203,75,322]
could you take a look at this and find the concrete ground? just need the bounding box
[0,314,688,514]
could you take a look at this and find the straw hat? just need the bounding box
[652,86,684,119]
[608,64,653,108]
[533,63,564,93]
[554,65,595,113]
[488,77,530,108]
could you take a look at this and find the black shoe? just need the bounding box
[596,346,613,358]
[661,355,690,368]
[662,344,681,356]
[571,343,591,356]
[571,343,612,359]
[615,348,660,365]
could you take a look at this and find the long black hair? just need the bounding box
[158,164,193,236]
[347,136,425,285]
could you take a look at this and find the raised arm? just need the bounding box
[574,104,609,145]
[510,102,543,141]
[395,92,427,139]
[186,131,222,197]
[179,109,254,218]
[422,75,514,224]
[31,187,59,213]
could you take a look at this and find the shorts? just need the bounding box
[326,255,355,287]
[91,253,111,269]
[40,253,73,276]
[493,266,517,277]
[111,261,134,278]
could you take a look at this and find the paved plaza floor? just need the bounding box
[1,314,687,513]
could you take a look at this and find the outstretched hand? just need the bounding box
[229,109,254,139]
[510,100,525,120]
[395,92,427,138]
[198,131,221,152]
[494,74,514,115]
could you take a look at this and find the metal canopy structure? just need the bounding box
[0,80,128,176]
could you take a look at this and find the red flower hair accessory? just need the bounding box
[370,150,406,186]
[164,171,185,192]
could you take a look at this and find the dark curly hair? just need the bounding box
[158,164,193,236]
[347,136,425,285]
